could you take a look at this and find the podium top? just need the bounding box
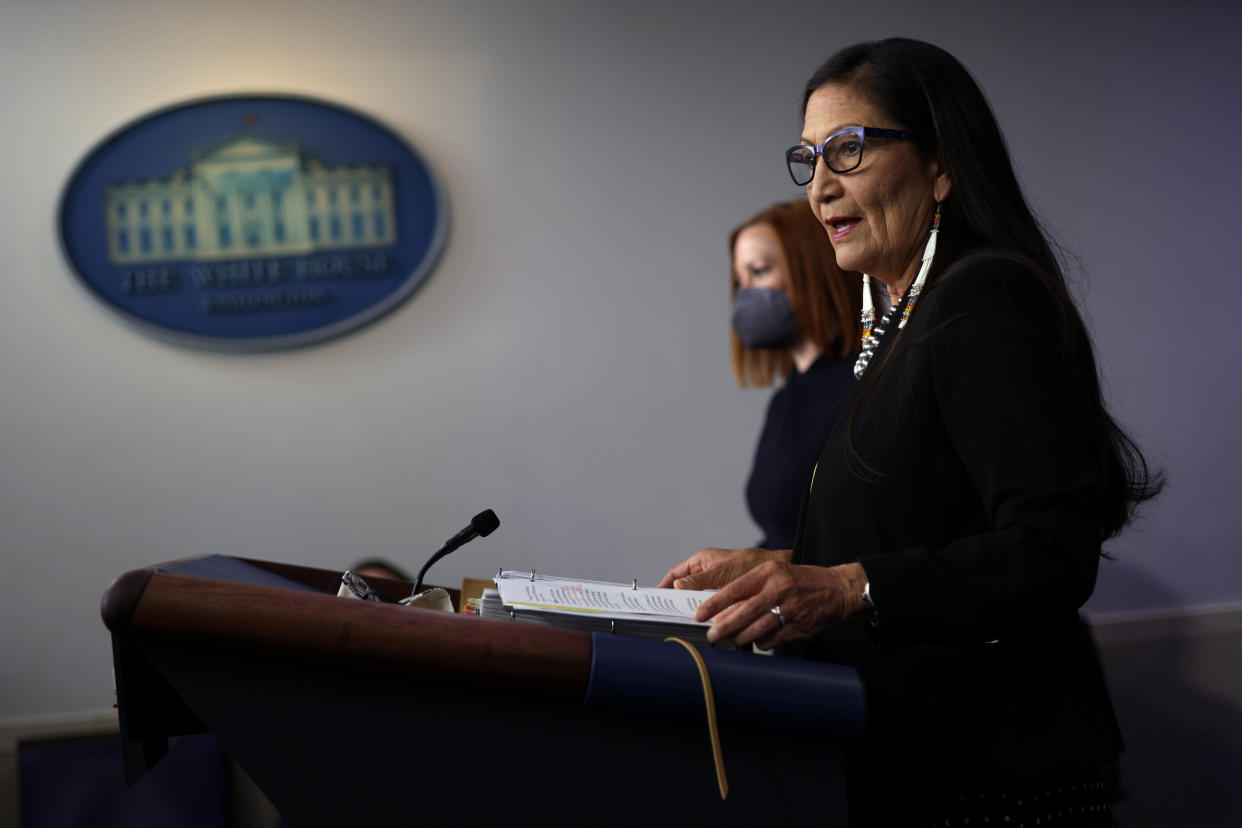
[102,555,592,700]
[102,555,864,734]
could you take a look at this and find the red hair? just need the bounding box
[729,200,861,387]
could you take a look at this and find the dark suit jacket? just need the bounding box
[792,255,1123,796]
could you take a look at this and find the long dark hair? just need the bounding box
[803,38,1161,540]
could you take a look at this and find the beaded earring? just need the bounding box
[853,203,942,380]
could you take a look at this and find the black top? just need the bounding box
[792,256,1123,795]
[745,355,855,550]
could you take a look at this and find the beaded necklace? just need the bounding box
[853,204,941,380]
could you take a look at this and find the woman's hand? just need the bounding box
[694,560,872,648]
[657,547,791,590]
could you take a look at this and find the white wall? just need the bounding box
[2,0,1239,721]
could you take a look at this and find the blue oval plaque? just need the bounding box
[59,94,448,350]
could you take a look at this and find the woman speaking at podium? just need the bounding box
[660,38,1160,827]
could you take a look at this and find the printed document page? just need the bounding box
[494,570,713,626]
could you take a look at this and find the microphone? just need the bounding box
[411,509,500,596]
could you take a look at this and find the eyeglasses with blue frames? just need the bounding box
[785,126,924,185]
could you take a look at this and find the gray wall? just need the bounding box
[2,0,1239,735]
[1093,605,1242,824]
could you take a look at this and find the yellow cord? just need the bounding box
[664,636,728,800]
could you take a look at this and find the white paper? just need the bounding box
[494,570,713,626]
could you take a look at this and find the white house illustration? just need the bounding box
[104,133,397,264]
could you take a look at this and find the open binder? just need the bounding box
[480,568,715,642]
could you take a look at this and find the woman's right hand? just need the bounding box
[657,547,792,590]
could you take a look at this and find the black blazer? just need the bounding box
[793,255,1123,793]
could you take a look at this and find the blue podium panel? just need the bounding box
[139,642,849,827]
[585,631,865,738]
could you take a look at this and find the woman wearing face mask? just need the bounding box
[727,200,862,551]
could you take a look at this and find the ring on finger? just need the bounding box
[770,605,786,627]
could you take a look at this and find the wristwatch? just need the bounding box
[861,581,877,614]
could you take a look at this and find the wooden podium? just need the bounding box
[102,556,864,827]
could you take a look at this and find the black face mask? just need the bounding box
[731,288,798,348]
